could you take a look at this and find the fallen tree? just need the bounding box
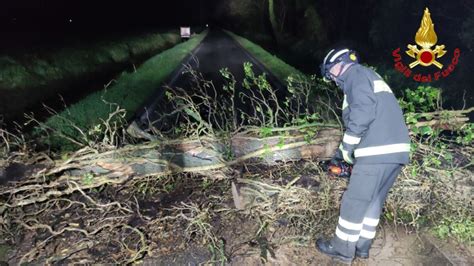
[0,127,340,208]
[0,121,471,263]
[0,66,472,264]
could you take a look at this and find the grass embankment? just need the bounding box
[0,30,182,120]
[224,30,305,81]
[43,31,208,149]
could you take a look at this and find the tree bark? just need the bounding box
[69,127,341,177]
[268,0,282,45]
[0,127,341,208]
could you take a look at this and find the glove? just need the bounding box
[339,143,355,164]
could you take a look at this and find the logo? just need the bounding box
[406,8,446,69]
[392,8,460,82]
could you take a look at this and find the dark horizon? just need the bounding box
[0,0,219,52]
[1,0,472,111]
[0,0,218,32]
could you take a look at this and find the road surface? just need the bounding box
[134,29,285,129]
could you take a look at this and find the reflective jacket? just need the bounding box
[336,64,411,164]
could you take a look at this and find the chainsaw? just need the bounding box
[324,158,352,178]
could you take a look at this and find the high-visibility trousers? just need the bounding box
[330,163,403,257]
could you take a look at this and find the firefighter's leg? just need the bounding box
[356,164,402,255]
[329,164,385,258]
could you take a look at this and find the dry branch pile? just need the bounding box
[0,66,472,263]
[1,119,471,263]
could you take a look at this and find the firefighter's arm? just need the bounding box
[340,73,377,163]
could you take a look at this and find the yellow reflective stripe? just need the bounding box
[354,143,410,157]
[343,133,361,145]
[359,229,376,239]
[373,80,392,93]
[363,217,380,226]
[338,217,363,231]
[342,95,348,110]
[336,227,359,242]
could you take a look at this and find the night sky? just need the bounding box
[1,0,472,89]
[0,0,219,51]
[0,0,217,32]
[1,1,469,51]
[0,1,472,119]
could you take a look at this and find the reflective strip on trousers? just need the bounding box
[335,227,360,242]
[354,143,410,157]
[359,229,376,239]
[338,217,363,231]
[363,217,379,226]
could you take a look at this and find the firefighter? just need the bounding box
[316,48,411,263]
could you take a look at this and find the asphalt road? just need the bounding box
[135,29,285,128]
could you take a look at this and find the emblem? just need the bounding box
[406,8,446,69]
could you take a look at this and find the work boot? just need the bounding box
[315,238,353,263]
[355,248,369,259]
[355,238,372,259]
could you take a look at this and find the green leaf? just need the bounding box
[277,137,285,149]
[260,127,272,137]
[419,126,433,136]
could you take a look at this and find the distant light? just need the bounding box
[206,24,208,27]
[180,27,191,38]
[69,19,72,23]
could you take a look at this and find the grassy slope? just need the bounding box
[44,31,207,146]
[0,31,183,118]
[0,32,181,92]
[224,30,305,81]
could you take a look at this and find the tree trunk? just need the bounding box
[70,127,341,177]
[268,0,282,45]
[0,127,341,208]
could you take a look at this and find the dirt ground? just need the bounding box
[141,162,472,266]
[142,224,473,266]
[1,161,472,265]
